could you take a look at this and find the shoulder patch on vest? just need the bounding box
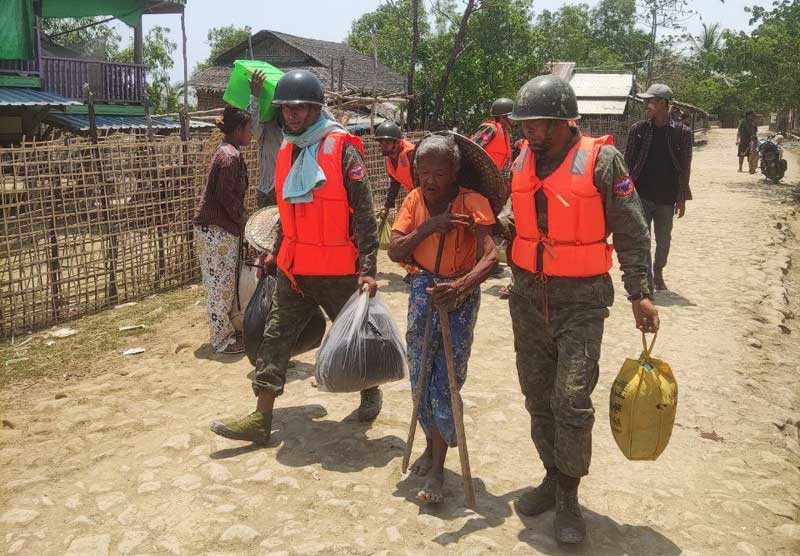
[322,135,337,155]
[348,162,366,181]
[613,175,635,197]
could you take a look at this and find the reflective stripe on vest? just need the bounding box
[481,120,511,171]
[385,139,415,192]
[511,134,614,278]
[275,131,360,278]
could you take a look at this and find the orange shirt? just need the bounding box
[392,187,496,277]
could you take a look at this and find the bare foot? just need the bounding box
[410,447,433,476]
[417,471,444,504]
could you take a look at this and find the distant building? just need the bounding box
[191,29,407,112]
[0,1,210,144]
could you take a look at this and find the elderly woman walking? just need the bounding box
[389,134,498,503]
[193,106,254,354]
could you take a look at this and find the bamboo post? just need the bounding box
[437,306,476,509]
[180,11,190,141]
[86,85,119,303]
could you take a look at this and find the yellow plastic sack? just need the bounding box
[609,333,678,461]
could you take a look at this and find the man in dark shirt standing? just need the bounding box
[625,84,693,292]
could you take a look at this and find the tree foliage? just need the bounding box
[194,25,252,75]
[117,26,180,114]
[40,17,122,61]
[347,0,798,128]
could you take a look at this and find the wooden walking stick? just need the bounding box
[438,306,476,509]
[402,230,448,474]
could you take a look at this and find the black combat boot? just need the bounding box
[515,468,558,516]
[554,475,586,544]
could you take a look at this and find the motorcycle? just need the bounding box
[758,134,788,183]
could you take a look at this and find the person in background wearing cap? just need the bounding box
[209,70,382,446]
[625,83,693,292]
[375,120,416,221]
[246,70,284,208]
[737,111,758,173]
[508,75,658,544]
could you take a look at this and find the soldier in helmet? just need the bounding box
[209,70,383,446]
[507,75,659,544]
[472,98,515,281]
[375,120,416,219]
[470,97,515,177]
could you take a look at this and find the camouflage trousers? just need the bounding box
[252,271,359,396]
[508,267,613,478]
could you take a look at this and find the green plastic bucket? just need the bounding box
[223,60,284,123]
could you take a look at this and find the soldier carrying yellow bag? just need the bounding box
[506,75,660,544]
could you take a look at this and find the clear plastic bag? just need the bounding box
[243,273,326,366]
[314,289,407,393]
[230,263,259,332]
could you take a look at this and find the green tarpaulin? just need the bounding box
[0,0,35,60]
[42,0,147,27]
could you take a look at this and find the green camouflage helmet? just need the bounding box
[510,75,581,122]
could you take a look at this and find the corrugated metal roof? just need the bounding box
[0,88,83,107]
[45,113,215,131]
[577,99,628,116]
[570,73,634,99]
[549,62,576,81]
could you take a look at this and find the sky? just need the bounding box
[111,0,773,83]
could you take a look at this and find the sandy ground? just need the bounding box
[1,128,799,556]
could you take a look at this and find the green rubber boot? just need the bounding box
[210,411,272,445]
[515,470,558,516]
[357,387,383,422]
[554,483,586,544]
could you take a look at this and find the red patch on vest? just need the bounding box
[613,175,635,197]
[348,163,366,180]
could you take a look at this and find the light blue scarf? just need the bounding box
[283,116,347,204]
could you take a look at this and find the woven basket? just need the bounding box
[427,130,510,215]
[244,206,280,253]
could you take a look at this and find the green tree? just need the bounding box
[347,0,430,76]
[720,0,800,113]
[118,27,180,113]
[194,25,252,74]
[419,0,543,130]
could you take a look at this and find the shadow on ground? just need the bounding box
[517,509,682,556]
[376,271,410,294]
[393,474,682,556]
[210,403,403,472]
[654,290,697,307]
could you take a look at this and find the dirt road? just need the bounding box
[2,128,799,556]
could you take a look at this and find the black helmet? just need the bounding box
[272,69,325,106]
[374,120,402,140]
[490,97,514,117]
[510,75,580,122]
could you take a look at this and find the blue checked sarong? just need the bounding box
[406,272,480,447]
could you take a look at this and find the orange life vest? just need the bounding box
[385,139,415,192]
[511,135,614,278]
[275,131,363,281]
[480,120,511,171]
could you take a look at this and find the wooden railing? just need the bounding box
[0,56,146,104]
[41,57,146,104]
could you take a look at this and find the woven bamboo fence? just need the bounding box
[0,131,425,337]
